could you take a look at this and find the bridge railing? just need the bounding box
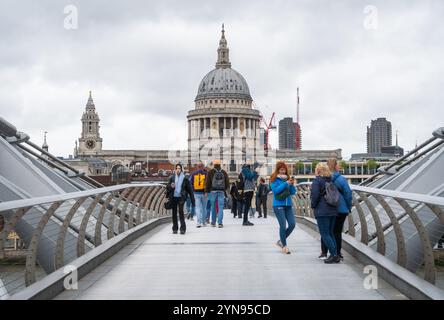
[0,183,168,299]
[267,182,444,286]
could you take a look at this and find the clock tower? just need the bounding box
[77,91,103,157]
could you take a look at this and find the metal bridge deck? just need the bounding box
[55,211,407,300]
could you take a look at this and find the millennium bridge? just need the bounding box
[0,117,443,300]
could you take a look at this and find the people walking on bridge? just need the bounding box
[256,177,270,218]
[249,189,257,219]
[166,163,195,235]
[239,163,259,226]
[270,161,296,254]
[318,159,353,260]
[190,161,208,228]
[205,159,230,228]
[311,163,340,263]
[235,175,245,219]
[185,192,195,221]
[230,182,238,218]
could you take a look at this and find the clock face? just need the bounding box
[86,140,96,149]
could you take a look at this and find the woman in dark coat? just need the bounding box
[310,163,340,264]
[166,163,195,234]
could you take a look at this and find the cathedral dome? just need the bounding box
[195,67,252,101]
[195,24,252,103]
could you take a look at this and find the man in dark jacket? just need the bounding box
[205,159,230,228]
[311,163,339,264]
[166,163,195,234]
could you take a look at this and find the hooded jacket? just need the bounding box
[241,165,258,192]
[332,172,353,214]
[310,176,338,218]
[270,176,296,207]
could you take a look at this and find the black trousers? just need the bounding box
[237,198,244,218]
[243,191,254,223]
[256,196,268,217]
[171,197,186,232]
[231,196,238,215]
[321,214,347,255]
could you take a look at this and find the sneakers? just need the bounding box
[324,255,341,264]
[276,240,283,248]
[218,224,224,228]
[242,221,254,226]
[282,246,291,254]
[211,223,216,227]
[172,230,178,234]
[318,253,328,260]
[196,224,202,228]
[180,230,186,235]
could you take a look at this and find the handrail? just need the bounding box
[295,182,444,206]
[0,183,169,298]
[0,183,165,212]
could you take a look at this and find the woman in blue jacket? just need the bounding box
[318,159,353,260]
[270,161,296,254]
[311,163,340,264]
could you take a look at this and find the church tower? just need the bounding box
[78,91,103,157]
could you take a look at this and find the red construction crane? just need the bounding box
[260,111,276,153]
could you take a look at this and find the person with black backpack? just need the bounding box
[318,159,353,260]
[235,175,245,219]
[256,177,270,218]
[239,163,259,226]
[310,162,340,264]
[205,159,230,228]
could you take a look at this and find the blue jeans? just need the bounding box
[273,206,296,247]
[209,191,225,225]
[206,199,211,220]
[316,216,337,256]
[194,193,207,225]
[186,196,195,217]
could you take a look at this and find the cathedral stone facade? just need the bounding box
[187,25,263,173]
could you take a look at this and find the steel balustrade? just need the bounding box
[0,183,168,298]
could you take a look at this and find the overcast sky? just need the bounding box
[1,0,443,160]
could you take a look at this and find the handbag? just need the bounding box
[274,184,290,201]
[164,199,173,210]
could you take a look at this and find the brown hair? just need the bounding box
[327,159,337,172]
[270,161,289,182]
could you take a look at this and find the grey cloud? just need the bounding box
[0,0,443,158]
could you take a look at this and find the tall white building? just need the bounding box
[187,25,262,172]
